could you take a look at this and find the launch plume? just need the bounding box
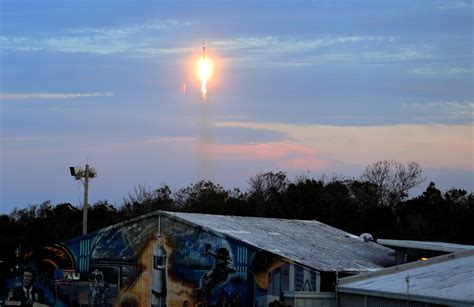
[196,41,213,101]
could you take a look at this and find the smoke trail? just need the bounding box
[198,96,214,181]
[195,41,215,180]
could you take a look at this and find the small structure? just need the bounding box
[377,238,474,264]
[337,250,474,307]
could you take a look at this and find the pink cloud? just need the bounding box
[212,142,329,170]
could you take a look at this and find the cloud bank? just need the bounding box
[0,92,113,100]
[214,121,473,171]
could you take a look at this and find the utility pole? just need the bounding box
[70,164,97,235]
[83,164,90,235]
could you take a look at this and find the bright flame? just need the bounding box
[196,57,213,100]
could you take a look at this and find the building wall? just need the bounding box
[2,213,321,307]
[286,292,336,307]
[338,293,447,307]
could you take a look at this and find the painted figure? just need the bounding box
[89,269,108,306]
[197,245,237,302]
[152,232,167,307]
[7,267,46,306]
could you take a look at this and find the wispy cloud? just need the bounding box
[402,101,474,121]
[435,0,471,10]
[137,46,194,55]
[410,66,472,75]
[269,48,433,67]
[0,35,130,54]
[0,18,192,55]
[213,36,438,68]
[214,36,395,53]
[68,19,191,38]
[0,92,113,100]
[0,30,439,68]
[0,33,398,58]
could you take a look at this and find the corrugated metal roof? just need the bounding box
[377,239,474,253]
[338,251,474,304]
[164,211,394,273]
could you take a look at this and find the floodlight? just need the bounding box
[88,167,97,178]
[69,167,76,177]
[69,166,86,180]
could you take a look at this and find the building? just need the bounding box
[2,211,394,306]
[377,238,474,264]
[337,250,474,307]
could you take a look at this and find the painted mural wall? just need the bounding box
[1,213,301,307]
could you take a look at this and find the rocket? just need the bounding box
[202,40,206,59]
[151,231,167,307]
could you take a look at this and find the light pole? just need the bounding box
[70,164,97,235]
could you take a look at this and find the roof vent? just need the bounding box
[360,233,374,242]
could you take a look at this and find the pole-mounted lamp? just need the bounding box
[69,164,97,235]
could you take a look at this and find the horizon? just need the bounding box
[1,0,473,214]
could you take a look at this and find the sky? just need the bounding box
[0,0,473,214]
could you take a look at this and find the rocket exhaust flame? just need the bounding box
[196,41,213,101]
[201,79,208,100]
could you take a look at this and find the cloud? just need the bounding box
[0,30,444,69]
[0,19,192,55]
[137,46,194,55]
[212,142,328,170]
[2,121,471,213]
[68,19,191,38]
[410,67,472,75]
[435,1,471,10]
[0,35,137,54]
[268,48,433,67]
[215,121,473,171]
[213,35,395,53]
[0,92,113,100]
[0,33,398,58]
[402,101,474,121]
[213,36,438,68]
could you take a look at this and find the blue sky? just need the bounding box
[0,0,472,213]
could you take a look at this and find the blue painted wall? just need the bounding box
[2,213,299,306]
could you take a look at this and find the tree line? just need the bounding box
[1,161,472,276]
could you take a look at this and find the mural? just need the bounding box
[196,245,237,303]
[151,231,167,307]
[1,214,299,307]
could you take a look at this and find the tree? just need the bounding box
[361,160,424,207]
[247,171,288,216]
[123,184,176,217]
[88,201,119,232]
[175,181,229,214]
